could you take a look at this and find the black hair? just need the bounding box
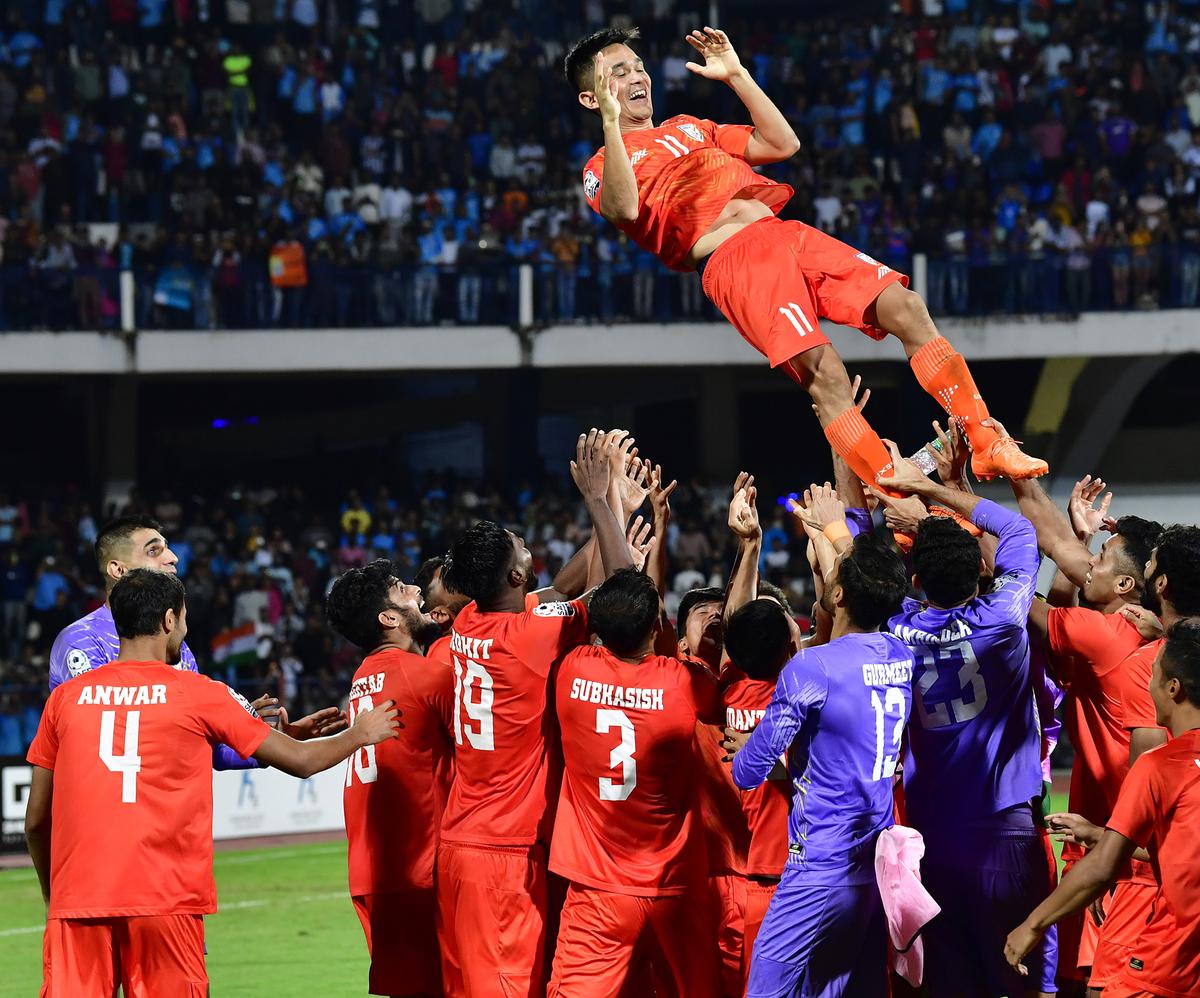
[95,514,164,572]
[110,568,186,639]
[758,580,795,617]
[911,517,981,608]
[1111,516,1163,589]
[564,26,642,92]
[325,559,399,650]
[1161,618,1200,707]
[1152,525,1200,616]
[840,535,910,630]
[414,556,445,601]
[444,520,513,606]
[589,568,660,657]
[677,587,724,638]
[725,599,792,681]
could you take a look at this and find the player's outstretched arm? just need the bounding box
[593,53,638,224]
[1004,828,1133,976]
[24,766,53,905]
[252,699,401,779]
[724,471,761,622]
[571,430,636,584]
[685,27,799,164]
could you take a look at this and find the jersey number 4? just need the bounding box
[453,657,495,751]
[597,708,637,801]
[98,709,142,804]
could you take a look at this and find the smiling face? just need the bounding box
[1083,534,1135,605]
[578,43,654,126]
[679,598,723,667]
[111,528,179,584]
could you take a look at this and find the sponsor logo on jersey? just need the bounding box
[630,148,648,167]
[228,685,260,718]
[677,122,703,143]
[583,170,600,201]
[66,648,92,678]
[533,601,578,618]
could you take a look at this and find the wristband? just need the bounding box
[822,521,852,545]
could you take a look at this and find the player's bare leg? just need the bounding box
[866,283,1049,481]
[786,344,906,498]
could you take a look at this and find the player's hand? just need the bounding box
[727,472,761,541]
[792,483,846,532]
[250,693,282,727]
[867,487,930,534]
[593,51,622,124]
[605,430,649,519]
[926,419,970,490]
[571,428,614,503]
[1045,812,1102,849]
[1003,920,1043,976]
[684,26,745,82]
[1068,475,1114,542]
[647,461,678,525]
[626,515,655,571]
[1118,603,1164,641]
[1089,895,1107,928]
[879,440,930,496]
[721,725,751,762]
[352,698,402,746]
[280,705,348,741]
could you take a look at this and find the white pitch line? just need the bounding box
[0,890,348,938]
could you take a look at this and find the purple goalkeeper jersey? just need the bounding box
[49,603,258,771]
[732,632,915,885]
[888,499,1042,829]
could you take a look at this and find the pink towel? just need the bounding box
[874,825,941,987]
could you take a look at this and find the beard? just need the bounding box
[398,604,446,650]
[1141,573,1163,616]
[166,641,184,667]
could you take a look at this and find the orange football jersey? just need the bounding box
[344,648,455,895]
[1106,729,1200,998]
[551,645,717,895]
[723,675,791,878]
[1046,606,1146,863]
[583,114,793,271]
[26,662,270,918]
[439,599,589,847]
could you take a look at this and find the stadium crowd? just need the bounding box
[0,473,813,755]
[7,0,1200,328]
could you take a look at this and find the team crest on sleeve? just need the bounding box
[583,170,600,201]
[855,251,881,268]
[532,602,578,618]
[677,123,703,142]
[66,649,92,678]
[227,685,261,718]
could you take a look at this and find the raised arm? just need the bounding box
[594,54,638,224]
[645,461,677,599]
[252,698,400,779]
[570,430,636,580]
[732,660,821,788]
[724,472,762,622]
[684,27,800,164]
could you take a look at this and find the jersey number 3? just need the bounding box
[98,709,141,804]
[597,708,637,801]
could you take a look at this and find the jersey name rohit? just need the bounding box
[76,683,169,706]
[568,677,665,711]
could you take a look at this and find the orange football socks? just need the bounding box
[824,407,903,498]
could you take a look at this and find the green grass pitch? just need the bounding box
[0,841,370,996]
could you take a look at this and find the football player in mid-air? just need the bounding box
[566,25,1048,499]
